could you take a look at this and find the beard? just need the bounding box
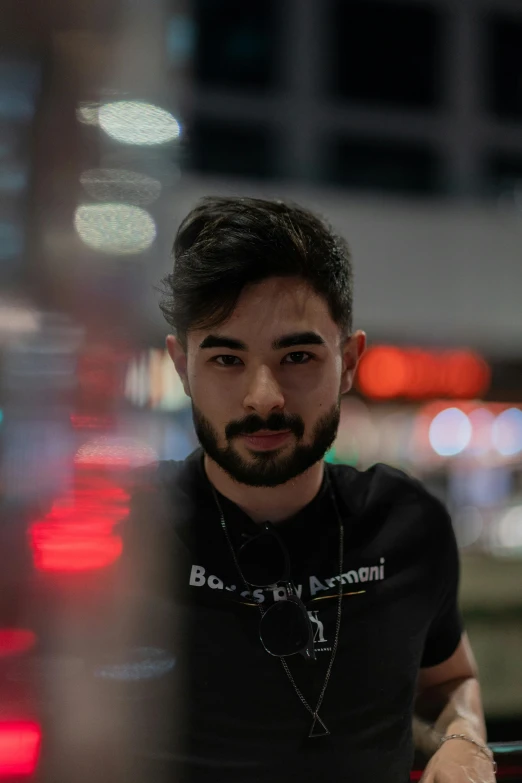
[191,401,340,487]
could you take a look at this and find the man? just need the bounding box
[120,197,495,782]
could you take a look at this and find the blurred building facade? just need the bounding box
[187,0,522,200]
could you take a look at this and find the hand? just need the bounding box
[420,738,496,782]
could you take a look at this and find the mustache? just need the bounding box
[226,413,305,439]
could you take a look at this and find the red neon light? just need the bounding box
[357,346,490,401]
[0,630,36,659]
[0,722,41,778]
[30,528,123,572]
[29,476,129,573]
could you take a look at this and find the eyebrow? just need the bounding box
[271,332,326,350]
[198,331,326,351]
[198,335,248,351]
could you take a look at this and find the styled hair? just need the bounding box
[159,196,354,346]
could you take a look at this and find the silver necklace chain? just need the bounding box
[210,469,344,737]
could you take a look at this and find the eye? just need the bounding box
[283,352,314,365]
[212,355,243,367]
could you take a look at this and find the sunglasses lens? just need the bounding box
[259,600,310,657]
[238,534,287,586]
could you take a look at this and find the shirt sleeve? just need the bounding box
[420,506,464,668]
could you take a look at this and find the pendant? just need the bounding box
[308,713,330,738]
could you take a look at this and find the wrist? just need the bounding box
[438,733,497,774]
[442,716,486,745]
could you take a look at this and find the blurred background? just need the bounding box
[1,0,522,779]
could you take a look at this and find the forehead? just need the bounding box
[191,277,341,348]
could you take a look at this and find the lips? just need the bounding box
[241,431,291,451]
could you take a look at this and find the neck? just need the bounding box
[203,454,325,524]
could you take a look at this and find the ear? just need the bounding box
[166,334,190,397]
[340,330,366,395]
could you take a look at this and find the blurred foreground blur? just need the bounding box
[1,0,522,779]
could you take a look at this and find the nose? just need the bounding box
[243,365,285,417]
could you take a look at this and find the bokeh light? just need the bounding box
[429,408,472,456]
[76,101,100,125]
[0,301,40,338]
[29,474,130,573]
[357,346,490,400]
[0,629,37,659]
[497,506,522,550]
[357,346,410,399]
[74,436,158,468]
[98,101,181,145]
[492,408,522,456]
[0,721,41,777]
[79,168,162,206]
[454,506,484,549]
[467,407,495,456]
[74,203,156,254]
[94,647,176,681]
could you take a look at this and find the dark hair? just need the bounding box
[158,196,354,346]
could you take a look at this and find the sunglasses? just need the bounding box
[237,523,316,662]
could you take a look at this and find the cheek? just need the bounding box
[192,362,245,399]
[188,364,213,398]
[283,364,340,400]
[190,369,238,416]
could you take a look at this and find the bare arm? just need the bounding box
[414,633,486,757]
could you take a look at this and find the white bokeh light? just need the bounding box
[74,203,156,255]
[454,506,484,549]
[99,101,181,145]
[75,437,158,468]
[492,408,522,456]
[0,300,40,339]
[80,169,161,206]
[429,408,472,457]
[76,102,100,125]
[496,506,522,550]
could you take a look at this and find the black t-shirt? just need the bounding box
[113,448,462,783]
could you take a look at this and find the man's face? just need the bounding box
[167,277,365,487]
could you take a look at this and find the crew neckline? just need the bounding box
[194,448,331,534]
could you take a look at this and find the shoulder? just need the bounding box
[329,461,442,512]
[328,461,452,539]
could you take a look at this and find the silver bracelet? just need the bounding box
[439,734,497,774]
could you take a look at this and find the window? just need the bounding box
[188,118,276,179]
[329,0,445,110]
[326,136,443,195]
[484,152,522,199]
[194,0,278,92]
[484,13,522,122]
